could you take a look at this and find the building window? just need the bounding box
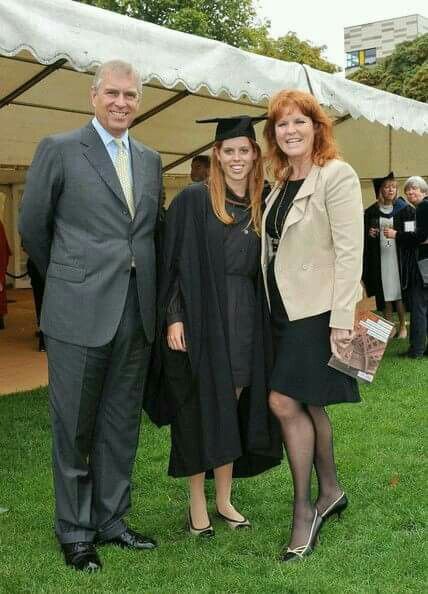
[346,48,377,68]
[364,48,377,65]
[346,51,359,68]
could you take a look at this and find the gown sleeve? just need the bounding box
[159,191,188,328]
[166,277,184,324]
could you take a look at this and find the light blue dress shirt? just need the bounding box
[92,117,133,185]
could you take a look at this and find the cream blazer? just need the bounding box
[261,159,364,329]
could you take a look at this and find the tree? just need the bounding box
[80,0,268,49]
[80,0,339,73]
[248,31,339,74]
[349,34,428,102]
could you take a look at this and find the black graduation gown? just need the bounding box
[144,183,283,478]
[395,205,418,307]
[362,199,413,309]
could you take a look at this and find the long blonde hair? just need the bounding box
[208,138,264,235]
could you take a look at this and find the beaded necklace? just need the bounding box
[273,179,294,238]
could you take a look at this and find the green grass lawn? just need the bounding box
[0,338,426,594]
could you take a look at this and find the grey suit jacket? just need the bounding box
[19,123,162,347]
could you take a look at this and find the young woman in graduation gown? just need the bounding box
[145,116,283,536]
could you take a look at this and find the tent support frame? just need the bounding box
[163,141,215,173]
[131,90,190,128]
[0,59,67,109]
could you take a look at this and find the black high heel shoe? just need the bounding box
[280,509,322,563]
[321,492,348,522]
[187,509,214,538]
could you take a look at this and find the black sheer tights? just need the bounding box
[307,404,343,513]
[269,393,342,548]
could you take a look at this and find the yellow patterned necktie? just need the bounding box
[113,138,135,219]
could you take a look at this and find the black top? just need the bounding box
[266,179,304,243]
[223,188,259,277]
[396,197,428,261]
[167,187,258,323]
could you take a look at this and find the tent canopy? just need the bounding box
[1,0,428,284]
[1,0,428,183]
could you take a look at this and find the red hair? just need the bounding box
[263,90,340,181]
[208,138,264,235]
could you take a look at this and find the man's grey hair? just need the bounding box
[404,176,428,194]
[92,60,143,95]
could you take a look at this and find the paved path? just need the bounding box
[0,289,48,395]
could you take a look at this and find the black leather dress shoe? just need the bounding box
[102,528,157,550]
[61,542,101,572]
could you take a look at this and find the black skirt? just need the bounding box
[268,259,360,406]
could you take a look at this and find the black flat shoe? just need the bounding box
[280,510,322,563]
[320,492,348,522]
[216,507,251,530]
[61,542,101,572]
[101,528,157,550]
[188,508,214,537]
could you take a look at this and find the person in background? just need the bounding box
[393,194,417,329]
[27,257,46,351]
[385,176,428,358]
[190,154,210,182]
[262,89,363,562]
[363,172,408,337]
[0,220,11,330]
[145,115,282,538]
[262,179,272,202]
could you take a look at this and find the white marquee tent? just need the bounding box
[1,0,428,280]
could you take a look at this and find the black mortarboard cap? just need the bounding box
[372,171,394,196]
[196,115,267,141]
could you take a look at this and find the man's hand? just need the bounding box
[368,227,379,238]
[330,327,354,358]
[167,322,187,352]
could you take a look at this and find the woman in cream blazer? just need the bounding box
[261,90,364,563]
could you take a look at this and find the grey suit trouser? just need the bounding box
[46,275,151,544]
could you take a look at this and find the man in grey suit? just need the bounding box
[19,60,161,571]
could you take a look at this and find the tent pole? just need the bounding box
[0,59,67,109]
[162,141,215,173]
[131,90,190,128]
[333,115,352,126]
[301,65,315,96]
[388,125,392,171]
